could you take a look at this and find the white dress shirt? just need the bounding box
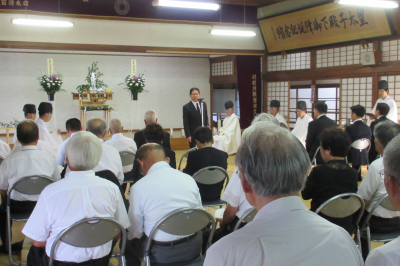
[12,140,54,157]
[105,133,137,173]
[36,118,60,157]
[0,140,11,158]
[204,196,363,266]
[128,161,203,241]
[92,139,124,185]
[221,167,252,219]
[358,157,400,218]
[370,95,398,123]
[291,114,313,147]
[57,132,76,166]
[366,235,400,265]
[274,112,288,127]
[0,146,60,201]
[22,170,130,263]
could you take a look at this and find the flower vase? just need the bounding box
[131,93,138,101]
[48,94,55,101]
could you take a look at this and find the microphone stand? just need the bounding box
[198,98,205,127]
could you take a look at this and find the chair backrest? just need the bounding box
[315,193,365,226]
[7,175,53,206]
[144,207,215,265]
[192,166,229,186]
[233,207,257,231]
[119,151,136,167]
[312,147,320,166]
[49,217,126,266]
[351,138,371,153]
[360,193,396,230]
[178,147,197,170]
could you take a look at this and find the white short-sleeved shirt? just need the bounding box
[275,112,288,127]
[12,140,54,157]
[221,167,253,219]
[57,132,76,166]
[36,118,60,157]
[0,140,11,158]
[0,146,60,201]
[204,196,363,266]
[366,236,400,265]
[105,133,137,173]
[358,157,400,218]
[128,161,203,242]
[22,170,130,263]
[92,139,124,185]
[291,114,313,147]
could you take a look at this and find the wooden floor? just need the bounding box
[0,151,382,265]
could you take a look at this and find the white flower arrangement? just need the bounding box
[120,73,146,94]
[38,71,64,95]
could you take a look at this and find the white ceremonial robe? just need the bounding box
[36,118,61,158]
[369,95,398,123]
[0,140,11,158]
[213,113,241,155]
[291,114,313,147]
[275,112,288,127]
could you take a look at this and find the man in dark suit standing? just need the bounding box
[183,127,228,202]
[345,105,372,180]
[369,103,390,163]
[183,88,209,148]
[131,123,176,183]
[134,110,170,150]
[306,102,337,164]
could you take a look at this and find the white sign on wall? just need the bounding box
[47,58,54,75]
[131,59,137,75]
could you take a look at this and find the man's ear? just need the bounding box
[165,157,170,164]
[137,158,144,169]
[240,170,253,194]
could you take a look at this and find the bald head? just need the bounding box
[17,120,39,145]
[87,119,107,137]
[136,143,168,175]
[144,110,157,125]
[109,119,123,134]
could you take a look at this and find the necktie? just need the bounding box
[196,103,201,115]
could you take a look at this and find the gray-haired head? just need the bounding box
[383,134,400,184]
[144,110,157,124]
[86,119,107,137]
[109,118,122,133]
[251,113,279,126]
[236,122,311,198]
[374,121,400,149]
[66,131,102,170]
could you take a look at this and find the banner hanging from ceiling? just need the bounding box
[259,3,393,53]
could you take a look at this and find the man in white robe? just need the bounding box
[291,101,313,147]
[368,80,398,124]
[269,100,288,127]
[36,102,61,158]
[213,101,241,155]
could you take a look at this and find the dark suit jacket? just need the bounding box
[134,130,171,150]
[183,101,209,139]
[306,115,337,164]
[369,116,388,163]
[183,147,228,201]
[345,120,372,166]
[131,146,176,183]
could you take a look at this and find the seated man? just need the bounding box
[357,121,400,260]
[131,123,176,183]
[57,118,82,167]
[204,122,363,266]
[127,143,203,265]
[213,101,241,155]
[22,131,130,265]
[345,105,372,180]
[365,134,400,265]
[369,102,390,163]
[0,120,60,253]
[134,110,170,150]
[36,102,62,157]
[269,100,288,127]
[87,119,124,185]
[105,118,137,173]
[184,127,228,201]
[0,139,10,159]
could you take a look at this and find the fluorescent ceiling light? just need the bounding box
[338,0,398,8]
[12,19,74,27]
[156,0,220,10]
[210,29,256,37]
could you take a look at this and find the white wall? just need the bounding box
[0,49,210,133]
[0,13,265,51]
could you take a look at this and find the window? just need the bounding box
[317,85,340,124]
[289,87,313,129]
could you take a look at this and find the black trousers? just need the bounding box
[359,210,400,260]
[189,140,196,149]
[0,196,36,246]
[351,164,362,181]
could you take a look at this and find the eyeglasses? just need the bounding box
[379,169,387,180]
